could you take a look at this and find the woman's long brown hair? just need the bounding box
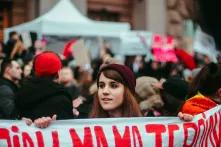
[89,69,142,118]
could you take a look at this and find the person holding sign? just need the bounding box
[89,63,142,118]
[179,63,221,121]
[178,0,221,121]
[16,51,74,126]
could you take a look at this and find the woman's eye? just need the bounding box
[98,83,105,89]
[110,83,118,88]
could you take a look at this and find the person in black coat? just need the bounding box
[15,51,74,121]
[4,32,18,59]
[0,59,22,119]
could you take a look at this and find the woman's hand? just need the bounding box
[22,117,33,126]
[178,112,194,121]
[72,96,86,117]
[34,115,57,128]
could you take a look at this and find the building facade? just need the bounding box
[1,0,193,47]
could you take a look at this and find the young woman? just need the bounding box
[90,63,142,118]
[32,63,142,128]
[179,63,221,121]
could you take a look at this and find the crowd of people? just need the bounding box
[0,32,219,127]
[0,0,221,130]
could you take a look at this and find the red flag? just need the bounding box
[175,49,196,70]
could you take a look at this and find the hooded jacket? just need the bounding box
[15,77,74,120]
[180,93,218,115]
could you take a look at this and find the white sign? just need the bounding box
[0,105,221,146]
[21,32,32,49]
[120,31,152,56]
[72,39,91,69]
[194,27,218,62]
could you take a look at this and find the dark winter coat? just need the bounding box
[15,77,74,120]
[0,77,18,119]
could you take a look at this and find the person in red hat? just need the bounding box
[179,63,221,121]
[16,51,74,125]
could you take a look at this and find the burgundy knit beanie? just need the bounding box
[97,64,136,94]
[34,51,62,77]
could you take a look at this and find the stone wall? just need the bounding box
[166,0,196,48]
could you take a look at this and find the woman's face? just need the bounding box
[98,73,124,112]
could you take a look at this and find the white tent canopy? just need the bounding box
[120,31,152,55]
[4,0,130,42]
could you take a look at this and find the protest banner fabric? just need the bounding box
[152,34,178,63]
[193,27,218,62]
[0,105,221,147]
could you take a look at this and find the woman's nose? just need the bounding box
[102,86,110,94]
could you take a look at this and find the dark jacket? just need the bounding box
[66,85,80,100]
[4,39,16,59]
[15,77,74,120]
[0,77,18,119]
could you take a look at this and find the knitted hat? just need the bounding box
[97,64,136,94]
[162,76,188,100]
[136,76,164,111]
[135,76,161,99]
[34,51,62,77]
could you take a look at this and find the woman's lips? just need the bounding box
[101,98,112,101]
